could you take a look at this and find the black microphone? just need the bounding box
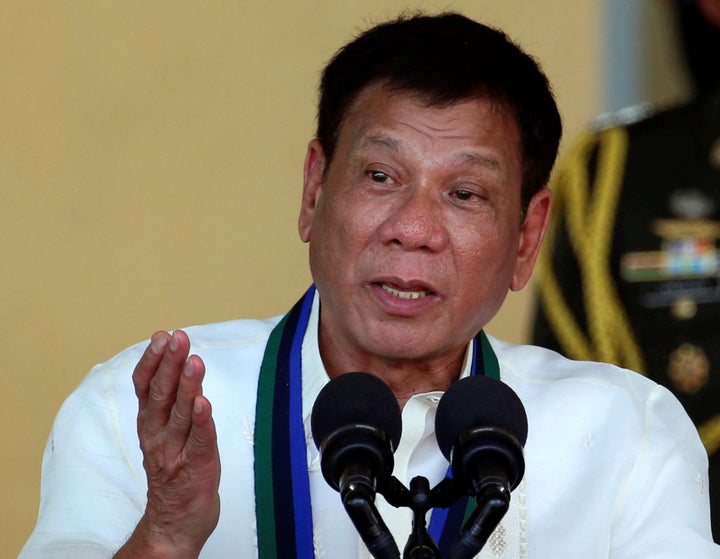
[434,375,528,559]
[311,372,403,559]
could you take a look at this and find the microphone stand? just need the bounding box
[381,474,510,559]
[403,477,441,559]
[382,476,460,559]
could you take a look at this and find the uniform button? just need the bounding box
[671,296,697,320]
[667,343,709,394]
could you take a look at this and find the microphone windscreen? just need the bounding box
[435,376,528,461]
[311,372,402,451]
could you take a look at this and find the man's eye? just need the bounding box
[453,189,475,201]
[369,170,390,183]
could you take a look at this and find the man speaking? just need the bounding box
[20,12,718,558]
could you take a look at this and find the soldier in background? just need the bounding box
[532,0,720,541]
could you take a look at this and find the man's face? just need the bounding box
[299,83,550,367]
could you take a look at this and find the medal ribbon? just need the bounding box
[254,286,501,558]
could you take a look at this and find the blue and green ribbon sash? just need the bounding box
[254,286,500,558]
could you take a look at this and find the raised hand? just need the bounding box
[115,330,221,559]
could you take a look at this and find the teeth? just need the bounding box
[381,284,430,299]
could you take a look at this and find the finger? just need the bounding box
[185,395,220,472]
[132,331,171,409]
[143,330,192,433]
[164,354,206,455]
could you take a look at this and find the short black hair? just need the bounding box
[316,12,563,210]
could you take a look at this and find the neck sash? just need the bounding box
[254,286,501,558]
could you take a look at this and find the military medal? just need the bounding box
[667,343,710,395]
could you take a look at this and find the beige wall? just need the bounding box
[0,2,600,555]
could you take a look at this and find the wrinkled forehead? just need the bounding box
[337,80,520,142]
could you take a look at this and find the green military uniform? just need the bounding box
[532,86,720,541]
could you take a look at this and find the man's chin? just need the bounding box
[359,332,452,363]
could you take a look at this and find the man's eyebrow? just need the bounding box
[358,134,502,172]
[455,151,501,171]
[359,134,401,152]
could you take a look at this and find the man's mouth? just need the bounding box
[380,283,432,300]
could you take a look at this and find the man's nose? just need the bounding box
[378,187,448,251]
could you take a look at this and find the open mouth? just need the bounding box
[380,283,432,300]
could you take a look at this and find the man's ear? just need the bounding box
[298,139,326,243]
[510,187,552,291]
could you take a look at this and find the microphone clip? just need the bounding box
[381,475,463,559]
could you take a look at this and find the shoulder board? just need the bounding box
[590,102,656,131]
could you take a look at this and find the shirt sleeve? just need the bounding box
[19,360,147,558]
[610,383,720,558]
